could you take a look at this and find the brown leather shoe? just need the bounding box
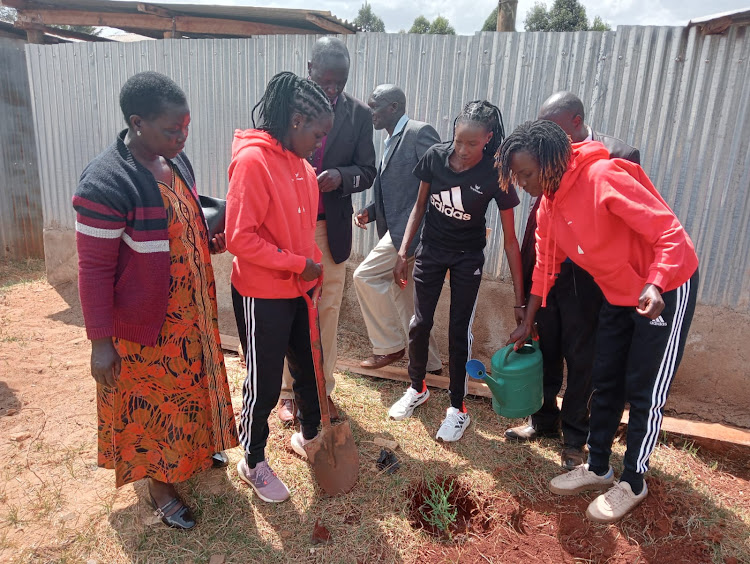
[360,349,405,369]
[327,396,340,422]
[278,398,297,425]
[561,446,586,470]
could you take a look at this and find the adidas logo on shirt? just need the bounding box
[430,186,471,221]
[650,315,668,327]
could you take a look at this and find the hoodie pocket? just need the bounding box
[595,262,646,306]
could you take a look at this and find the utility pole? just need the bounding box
[496,0,518,31]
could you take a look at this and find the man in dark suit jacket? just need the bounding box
[278,37,376,423]
[353,85,442,372]
[506,91,641,470]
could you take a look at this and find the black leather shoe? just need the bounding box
[211,451,229,469]
[427,368,443,376]
[149,494,197,530]
[504,422,560,442]
[561,446,586,470]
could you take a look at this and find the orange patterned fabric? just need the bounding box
[97,169,238,487]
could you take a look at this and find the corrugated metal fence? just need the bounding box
[24,27,750,310]
[0,38,43,260]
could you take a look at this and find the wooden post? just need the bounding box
[25,28,45,43]
[163,16,177,38]
[496,0,518,32]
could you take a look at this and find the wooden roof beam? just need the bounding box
[305,13,355,34]
[15,8,321,36]
[14,19,112,41]
[136,3,175,18]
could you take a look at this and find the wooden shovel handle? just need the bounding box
[299,274,331,427]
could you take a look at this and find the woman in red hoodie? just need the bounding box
[225,72,333,503]
[497,120,699,524]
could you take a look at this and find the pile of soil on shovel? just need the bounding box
[407,475,493,541]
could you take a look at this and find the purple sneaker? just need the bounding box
[237,459,290,503]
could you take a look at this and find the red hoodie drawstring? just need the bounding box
[541,198,557,308]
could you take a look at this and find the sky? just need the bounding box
[150,0,749,35]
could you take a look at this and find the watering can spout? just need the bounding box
[465,359,486,380]
[466,358,502,401]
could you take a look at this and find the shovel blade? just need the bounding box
[304,420,359,495]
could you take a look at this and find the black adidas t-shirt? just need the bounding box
[413,141,519,252]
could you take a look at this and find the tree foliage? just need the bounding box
[51,24,100,36]
[589,16,612,31]
[1,6,17,23]
[429,16,456,35]
[353,2,385,32]
[409,14,456,35]
[409,15,431,34]
[524,3,550,31]
[482,7,498,31]
[523,0,611,32]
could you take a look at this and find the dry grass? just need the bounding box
[0,259,748,563]
[5,365,748,564]
[0,259,46,291]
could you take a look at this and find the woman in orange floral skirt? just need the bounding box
[73,72,238,530]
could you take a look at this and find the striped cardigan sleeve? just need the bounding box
[73,183,127,340]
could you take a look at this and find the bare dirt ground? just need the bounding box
[1,264,748,563]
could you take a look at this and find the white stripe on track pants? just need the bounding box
[586,270,699,480]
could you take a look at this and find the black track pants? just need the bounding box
[232,285,321,465]
[408,242,484,409]
[586,270,699,481]
[531,262,603,448]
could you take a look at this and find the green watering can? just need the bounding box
[466,340,543,418]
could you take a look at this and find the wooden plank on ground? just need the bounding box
[220,333,241,353]
[338,357,750,450]
[656,416,750,448]
[336,357,493,399]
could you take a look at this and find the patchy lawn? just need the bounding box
[0,261,748,563]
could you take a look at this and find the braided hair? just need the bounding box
[453,100,506,157]
[252,72,332,143]
[495,120,572,195]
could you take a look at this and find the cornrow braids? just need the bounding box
[453,100,506,157]
[251,71,332,143]
[495,120,572,195]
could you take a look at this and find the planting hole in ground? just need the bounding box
[407,474,493,541]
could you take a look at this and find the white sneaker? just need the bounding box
[435,407,471,442]
[290,431,314,460]
[586,481,648,523]
[549,464,615,496]
[388,385,430,420]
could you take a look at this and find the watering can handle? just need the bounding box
[505,338,535,361]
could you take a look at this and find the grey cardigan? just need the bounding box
[365,118,440,256]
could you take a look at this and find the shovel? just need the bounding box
[300,276,359,495]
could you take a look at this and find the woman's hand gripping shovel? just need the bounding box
[299,274,359,495]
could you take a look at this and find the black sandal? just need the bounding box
[211,451,229,469]
[149,493,197,530]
